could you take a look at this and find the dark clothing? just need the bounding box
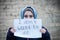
[6,26,51,40]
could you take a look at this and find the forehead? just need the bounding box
[24,11,33,15]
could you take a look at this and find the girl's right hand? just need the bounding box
[10,27,16,33]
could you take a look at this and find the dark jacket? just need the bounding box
[6,26,51,40]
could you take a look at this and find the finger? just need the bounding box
[40,29,46,33]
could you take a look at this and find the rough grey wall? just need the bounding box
[0,0,60,40]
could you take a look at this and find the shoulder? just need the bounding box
[42,26,47,30]
[7,27,14,34]
[8,27,13,31]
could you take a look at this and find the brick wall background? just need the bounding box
[0,0,60,40]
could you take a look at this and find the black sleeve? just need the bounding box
[6,27,16,40]
[42,26,51,40]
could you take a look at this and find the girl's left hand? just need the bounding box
[40,28,46,34]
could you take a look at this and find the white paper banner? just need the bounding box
[14,19,42,38]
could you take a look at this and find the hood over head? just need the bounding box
[20,6,37,19]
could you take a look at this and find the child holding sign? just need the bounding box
[6,6,51,40]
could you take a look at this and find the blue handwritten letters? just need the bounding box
[14,19,42,38]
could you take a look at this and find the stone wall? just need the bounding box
[0,0,60,40]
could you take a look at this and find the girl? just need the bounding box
[6,6,51,40]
